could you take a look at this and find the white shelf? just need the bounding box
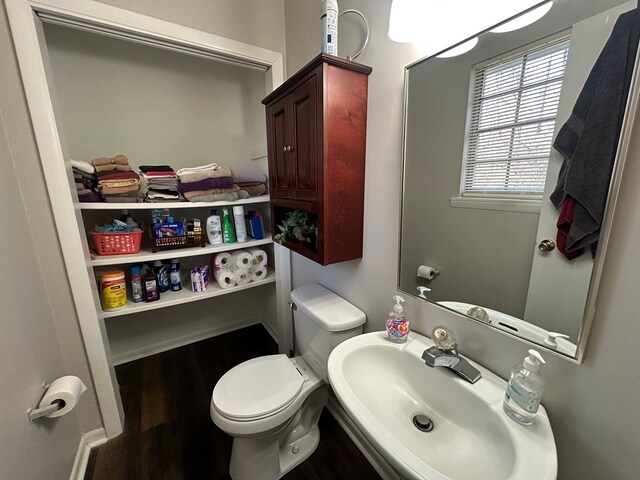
[101,269,275,318]
[90,236,272,266]
[77,195,270,210]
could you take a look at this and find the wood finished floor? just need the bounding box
[85,324,381,480]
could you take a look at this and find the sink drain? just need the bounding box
[413,414,434,432]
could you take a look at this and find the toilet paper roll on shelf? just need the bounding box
[247,248,268,268]
[250,265,268,282]
[213,252,233,271]
[28,376,87,422]
[232,265,252,286]
[231,251,253,270]
[214,269,237,289]
[417,265,441,280]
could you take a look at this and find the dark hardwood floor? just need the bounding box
[85,324,381,480]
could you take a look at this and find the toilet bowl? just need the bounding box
[210,284,366,480]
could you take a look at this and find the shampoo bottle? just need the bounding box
[206,209,223,245]
[386,295,410,343]
[222,208,236,244]
[142,265,160,302]
[503,349,546,425]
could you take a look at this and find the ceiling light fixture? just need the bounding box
[490,1,554,33]
[436,37,479,58]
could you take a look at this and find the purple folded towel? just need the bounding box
[78,192,103,203]
[177,176,234,194]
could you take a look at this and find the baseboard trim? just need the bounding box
[111,319,261,365]
[69,428,107,480]
[327,396,400,480]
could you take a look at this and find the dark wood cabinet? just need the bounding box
[263,53,372,265]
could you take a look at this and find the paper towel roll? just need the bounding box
[247,248,268,268]
[417,265,440,280]
[214,269,237,289]
[232,266,252,285]
[231,251,253,270]
[250,265,268,282]
[213,252,233,271]
[38,376,87,418]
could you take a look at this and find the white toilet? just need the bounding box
[210,283,366,480]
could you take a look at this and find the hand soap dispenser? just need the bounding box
[386,295,410,344]
[503,349,546,425]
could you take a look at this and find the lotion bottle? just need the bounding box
[386,295,410,343]
[503,349,546,425]
[321,0,339,55]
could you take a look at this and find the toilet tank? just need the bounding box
[290,284,366,382]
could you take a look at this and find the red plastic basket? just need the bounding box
[90,230,143,255]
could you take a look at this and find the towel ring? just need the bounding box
[339,9,369,61]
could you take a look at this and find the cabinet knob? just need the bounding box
[282,146,288,152]
[282,145,293,152]
[289,145,295,152]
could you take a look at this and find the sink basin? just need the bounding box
[328,331,557,480]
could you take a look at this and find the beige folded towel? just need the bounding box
[92,155,129,166]
[177,165,233,183]
[182,184,240,200]
[240,184,267,197]
[95,164,133,173]
[98,179,140,188]
[100,184,140,195]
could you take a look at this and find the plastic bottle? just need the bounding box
[233,205,248,243]
[222,208,236,243]
[130,265,144,303]
[386,295,410,343]
[170,259,182,291]
[142,265,160,302]
[206,209,223,245]
[154,260,170,293]
[321,0,339,55]
[245,211,265,239]
[503,350,546,425]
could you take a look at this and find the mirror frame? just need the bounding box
[397,3,640,363]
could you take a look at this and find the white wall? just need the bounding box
[284,0,640,479]
[0,0,286,476]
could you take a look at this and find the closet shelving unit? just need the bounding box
[80,195,275,319]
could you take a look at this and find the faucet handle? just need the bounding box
[432,326,457,353]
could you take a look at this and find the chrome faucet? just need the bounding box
[422,326,482,384]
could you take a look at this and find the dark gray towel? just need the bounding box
[550,8,640,252]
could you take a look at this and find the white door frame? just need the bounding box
[5,0,288,438]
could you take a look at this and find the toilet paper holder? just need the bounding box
[26,382,62,423]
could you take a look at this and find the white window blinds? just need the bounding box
[462,37,570,195]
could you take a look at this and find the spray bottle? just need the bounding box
[321,0,339,55]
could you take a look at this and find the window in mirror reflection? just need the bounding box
[462,36,570,197]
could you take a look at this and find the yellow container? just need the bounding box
[99,270,127,311]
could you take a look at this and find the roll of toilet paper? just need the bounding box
[214,269,237,289]
[250,265,268,282]
[247,248,268,268]
[231,251,253,270]
[212,252,233,271]
[232,265,252,286]
[417,265,440,280]
[38,376,87,418]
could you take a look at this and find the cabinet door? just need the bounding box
[290,76,318,201]
[266,96,292,199]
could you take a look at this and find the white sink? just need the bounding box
[328,331,557,480]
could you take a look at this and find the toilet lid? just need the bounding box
[213,354,304,420]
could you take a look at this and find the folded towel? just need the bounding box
[75,182,85,190]
[98,179,140,188]
[236,181,264,187]
[177,164,233,183]
[100,184,140,195]
[141,171,177,177]
[78,192,103,202]
[96,171,140,181]
[91,155,129,166]
[103,190,144,198]
[139,165,174,173]
[72,168,95,180]
[187,192,242,203]
[182,184,240,200]
[233,172,268,184]
[177,177,234,193]
[95,164,133,173]
[70,159,95,174]
[240,184,267,197]
[76,188,92,196]
[104,196,144,203]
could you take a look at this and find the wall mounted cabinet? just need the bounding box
[263,54,372,266]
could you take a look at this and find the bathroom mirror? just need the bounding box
[399,0,640,361]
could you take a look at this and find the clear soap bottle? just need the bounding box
[503,349,546,425]
[386,295,410,343]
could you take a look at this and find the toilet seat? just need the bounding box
[213,354,304,421]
